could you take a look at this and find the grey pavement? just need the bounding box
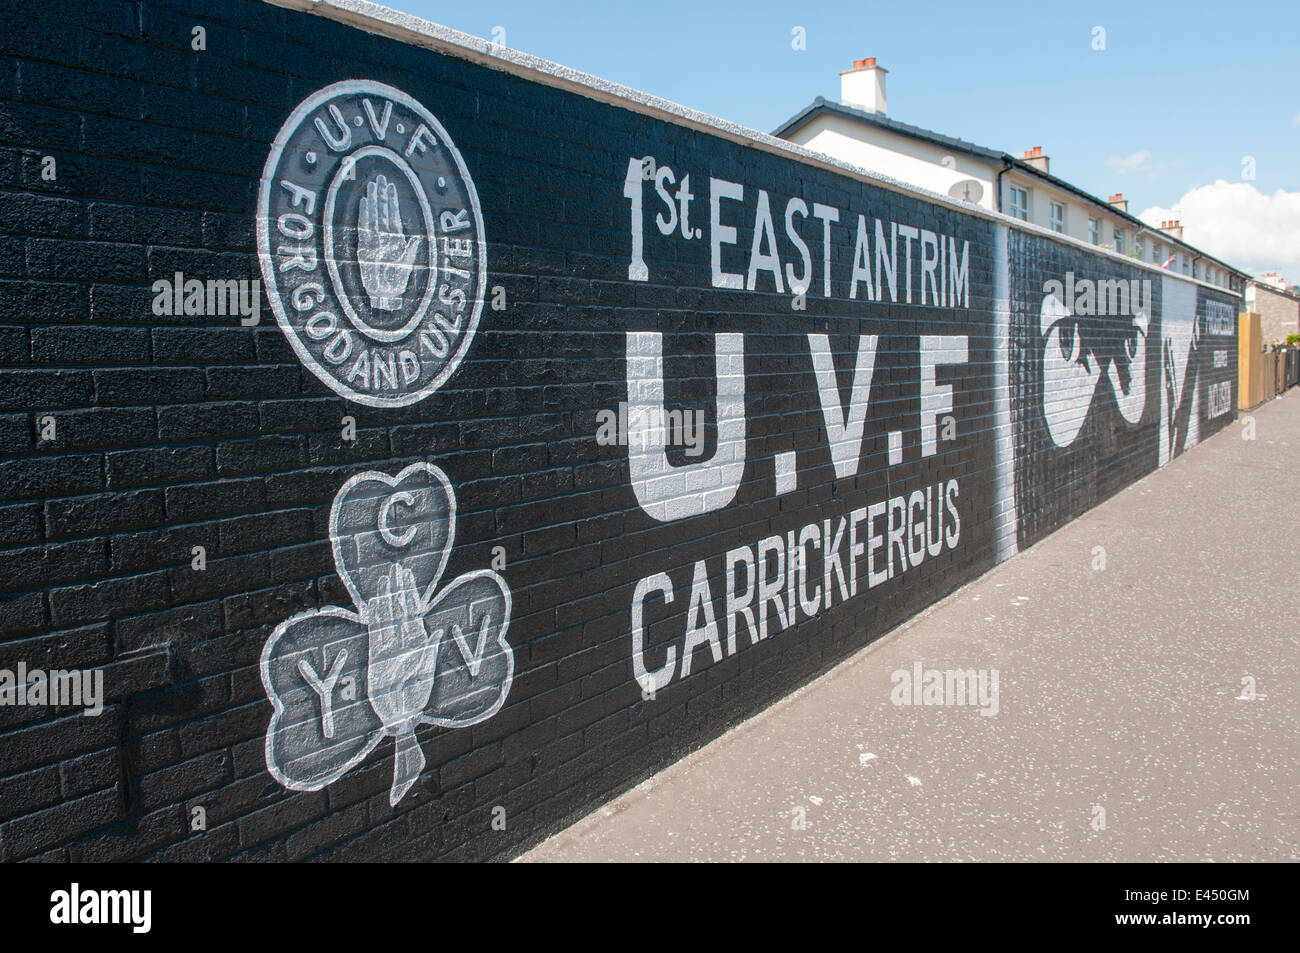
[523,394,1300,862]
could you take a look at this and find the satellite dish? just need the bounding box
[947,179,985,205]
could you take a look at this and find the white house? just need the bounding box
[774,58,1245,292]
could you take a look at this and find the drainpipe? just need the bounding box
[1134,227,1150,256]
[995,157,1013,214]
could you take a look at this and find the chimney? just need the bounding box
[840,57,888,114]
[1108,192,1128,213]
[1021,145,1049,173]
[1159,219,1184,241]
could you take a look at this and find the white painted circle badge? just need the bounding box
[257,80,486,407]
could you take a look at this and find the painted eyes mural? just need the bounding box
[257,83,509,806]
[260,463,514,806]
[1032,272,1217,481]
[1039,291,1148,448]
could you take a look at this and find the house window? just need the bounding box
[1114,228,1125,255]
[1152,242,1163,265]
[1088,217,1101,244]
[1049,202,1064,233]
[1182,256,1191,275]
[1135,237,1145,259]
[1008,186,1029,221]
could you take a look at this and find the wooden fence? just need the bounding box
[1238,312,1298,408]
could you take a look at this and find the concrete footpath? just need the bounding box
[524,396,1300,861]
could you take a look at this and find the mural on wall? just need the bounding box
[1200,295,1239,426]
[1037,287,1148,449]
[1009,231,1238,551]
[256,82,507,806]
[247,81,1241,807]
[256,80,486,408]
[1159,276,1201,465]
[261,462,514,805]
[613,161,1001,693]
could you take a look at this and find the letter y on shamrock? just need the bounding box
[261,462,514,805]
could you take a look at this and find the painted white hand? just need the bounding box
[365,562,440,734]
[357,174,422,311]
[365,561,442,805]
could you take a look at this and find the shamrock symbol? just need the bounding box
[260,462,513,805]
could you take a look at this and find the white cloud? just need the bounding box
[1107,150,1153,177]
[1139,181,1300,277]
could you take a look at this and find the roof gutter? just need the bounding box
[1005,157,1247,283]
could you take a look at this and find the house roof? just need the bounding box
[773,97,1248,281]
[773,97,1003,162]
[1249,280,1300,303]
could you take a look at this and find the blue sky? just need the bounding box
[386,0,1300,274]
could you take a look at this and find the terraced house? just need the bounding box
[775,57,1247,293]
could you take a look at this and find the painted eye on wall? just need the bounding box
[1108,311,1148,426]
[1039,293,1102,449]
[1120,312,1149,365]
[1056,320,1081,364]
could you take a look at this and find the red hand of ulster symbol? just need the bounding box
[356,173,423,312]
[260,463,513,805]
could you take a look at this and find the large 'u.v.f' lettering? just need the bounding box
[626,332,746,522]
[808,333,878,479]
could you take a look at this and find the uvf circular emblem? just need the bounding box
[257,80,486,407]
